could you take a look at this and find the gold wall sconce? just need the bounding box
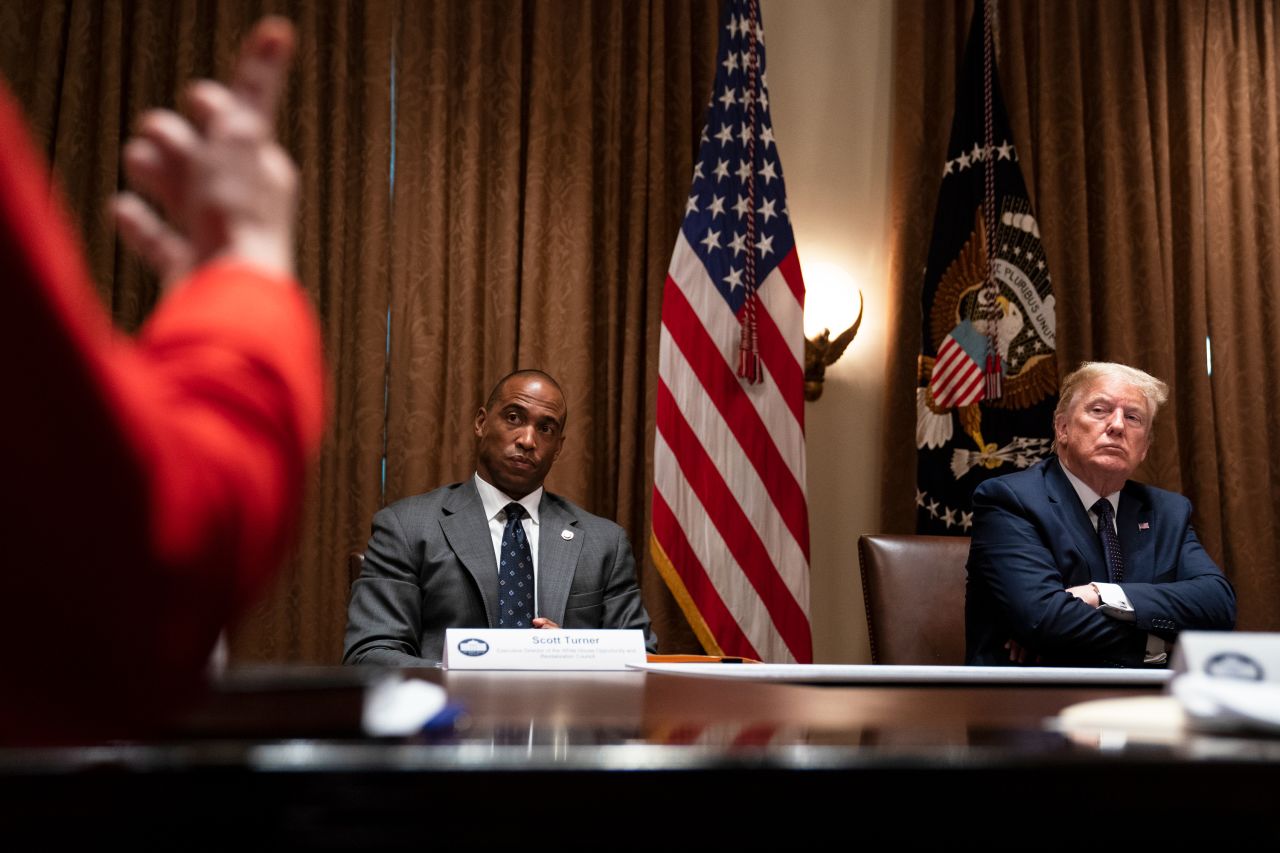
[803,290,863,402]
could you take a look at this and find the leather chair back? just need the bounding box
[857,534,970,665]
[347,551,365,588]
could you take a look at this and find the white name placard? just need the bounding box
[1172,631,1280,684]
[443,629,647,671]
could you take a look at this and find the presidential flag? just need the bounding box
[915,5,1059,534]
[650,0,811,663]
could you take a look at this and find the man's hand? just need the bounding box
[531,617,561,630]
[1004,585,1100,663]
[112,16,298,290]
[1066,583,1101,608]
[1004,638,1038,664]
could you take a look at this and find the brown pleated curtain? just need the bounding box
[386,1,718,655]
[885,1,1280,630]
[1,0,718,661]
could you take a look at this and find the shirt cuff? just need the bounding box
[1093,582,1136,621]
[1092,584,1166,665]
[1144,634,1168,666]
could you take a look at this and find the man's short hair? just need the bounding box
[483,369,565,414]
[1052,362,1169,449]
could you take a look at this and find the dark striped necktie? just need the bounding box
[1092,498,1124,583]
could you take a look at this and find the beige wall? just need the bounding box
[763,0,896,662]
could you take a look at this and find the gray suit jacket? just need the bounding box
[344,480,657,665]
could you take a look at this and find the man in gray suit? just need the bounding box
[344,369,656,665]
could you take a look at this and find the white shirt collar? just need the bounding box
[473,473,543,525]
[1058,458,1120,518]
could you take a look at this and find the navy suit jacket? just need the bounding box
[344,480,657,665]
[965,457,1236,666]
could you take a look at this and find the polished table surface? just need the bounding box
[5,667,1279,844]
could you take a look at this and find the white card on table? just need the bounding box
[443,628,647,670]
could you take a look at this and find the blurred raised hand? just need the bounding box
[112,16,298,290]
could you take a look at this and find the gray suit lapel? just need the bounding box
[537,494,583,625]
[1045,458,1108,584]
[1117,483,1154,583]
[440,480,501,628]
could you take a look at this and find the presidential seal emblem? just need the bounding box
[917,200,1056,478]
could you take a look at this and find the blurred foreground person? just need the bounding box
[1,17,325,739]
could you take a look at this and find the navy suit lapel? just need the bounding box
[537,494,583,625]
[1044,458,1108,584]
[1116,482,1154,583]
[440,481,501,628]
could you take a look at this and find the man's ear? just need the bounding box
[552,433,565,463]
[474,407,488,438]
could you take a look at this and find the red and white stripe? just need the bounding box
[929,334,985,408]
[651,231,812,663]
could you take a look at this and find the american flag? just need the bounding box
[649,0,811,663]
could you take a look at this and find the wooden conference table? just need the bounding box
[4,666,1278,844]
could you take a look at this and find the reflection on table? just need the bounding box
[3,666,1278,844]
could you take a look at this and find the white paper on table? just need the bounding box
[1171,672,1280,734]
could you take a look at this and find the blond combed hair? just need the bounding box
[1052,362,1169,451]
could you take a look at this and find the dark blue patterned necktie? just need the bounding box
[1092,498,1124,583]
[497,503,535,628]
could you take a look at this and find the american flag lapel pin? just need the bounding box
[1138,522,1150,531]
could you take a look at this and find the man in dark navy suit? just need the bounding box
[966,362,1235,667]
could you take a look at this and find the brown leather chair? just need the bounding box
[857,534,971,665]
[347,551,365,588]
